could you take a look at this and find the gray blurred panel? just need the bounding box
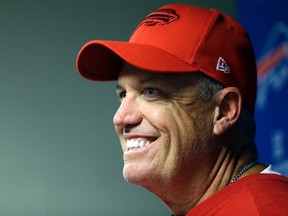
[0,0,234,215]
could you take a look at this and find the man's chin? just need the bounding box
[123,165,143,184]
[123,164,156,186]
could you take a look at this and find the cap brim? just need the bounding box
[76,40,197,81]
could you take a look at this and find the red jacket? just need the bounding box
[186,174,288,216]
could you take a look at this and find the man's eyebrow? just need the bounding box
[139,74,169,85]
[116,83,122,90]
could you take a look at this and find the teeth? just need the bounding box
[139,140,145,147]
[126,139,151,150]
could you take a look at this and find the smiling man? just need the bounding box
[76,4,288,216]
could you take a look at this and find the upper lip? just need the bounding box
[123,134,159,142]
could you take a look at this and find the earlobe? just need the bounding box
[213,87,242,136]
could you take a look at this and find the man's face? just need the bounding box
[113,63,216,188]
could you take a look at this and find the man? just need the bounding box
[76,4,288,216]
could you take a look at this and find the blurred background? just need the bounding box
[0,0,286,215]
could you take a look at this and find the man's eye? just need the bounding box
[118,91,126,100]
[145,88,158,95]
[143,88,161,100]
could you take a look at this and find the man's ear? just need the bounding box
[213,87,242,136]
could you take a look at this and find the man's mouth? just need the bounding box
[126,139,152,151]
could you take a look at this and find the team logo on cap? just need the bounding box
[137,8,179,27]
[216,57,231,74]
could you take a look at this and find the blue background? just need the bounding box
[238,0,288,175]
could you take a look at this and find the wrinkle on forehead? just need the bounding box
[118,62,201,90]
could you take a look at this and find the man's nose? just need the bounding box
[113,96,142,128]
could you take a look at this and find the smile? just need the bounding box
[126,139,152,151]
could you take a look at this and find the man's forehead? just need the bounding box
[118,63,198,86]
[117,64,170,85]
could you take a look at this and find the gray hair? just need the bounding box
[196,73,257,150]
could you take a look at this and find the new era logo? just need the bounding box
[216,57,231,74]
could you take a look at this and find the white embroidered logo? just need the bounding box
[216,57,231,74]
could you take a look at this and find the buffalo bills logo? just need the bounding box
[137,8,179,27]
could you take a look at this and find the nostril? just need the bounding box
[124,124,139,133]
[124,127,130,133]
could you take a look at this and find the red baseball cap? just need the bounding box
[76,4,257,113]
